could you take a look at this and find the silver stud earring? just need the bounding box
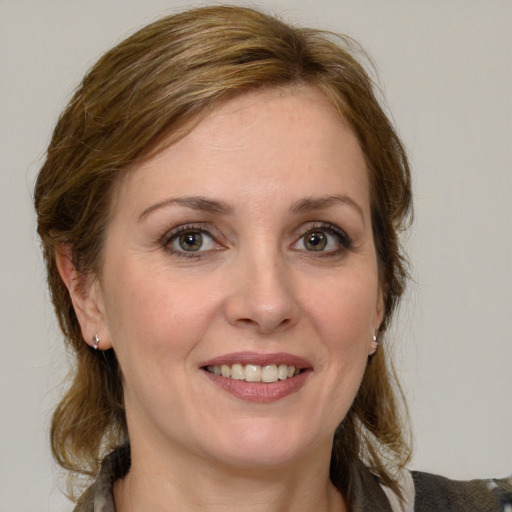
[370,335,378,356]
[93,334,100,351]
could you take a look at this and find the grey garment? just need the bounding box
[73,446,130,512]
[73,446,512,512]
[412,471,512,512]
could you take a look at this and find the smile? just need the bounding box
[205,363,301,383]
[200,352,312,402]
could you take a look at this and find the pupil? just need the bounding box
[306,231,326,251]
[179,231,202,251]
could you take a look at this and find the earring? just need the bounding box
[93,334,100,351]
[370,335,378,356]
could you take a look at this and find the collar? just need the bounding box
[73,445,395,512]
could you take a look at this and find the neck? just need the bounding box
[113,440,347,512]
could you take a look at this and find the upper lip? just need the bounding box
[200,352,312,370]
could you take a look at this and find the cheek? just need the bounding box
[101,261,229,380]
[100,271,212,413]
[307,273,378,346]
[300,279,377,433]
[101,267,203,357]
[304,271,378,407]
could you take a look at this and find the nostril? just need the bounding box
[233,315,293,334]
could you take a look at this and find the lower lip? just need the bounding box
[202,369,311,403]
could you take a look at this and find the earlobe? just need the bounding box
[369,335,379,356]
[55,246,112,350]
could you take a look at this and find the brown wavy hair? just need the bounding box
[34,4,412,502]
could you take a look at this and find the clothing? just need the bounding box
[73,446,512,512]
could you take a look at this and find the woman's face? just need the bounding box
[86,86,383,470]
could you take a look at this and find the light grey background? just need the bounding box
[1,1,511,511]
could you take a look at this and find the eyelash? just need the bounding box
[160,222,352,259]
[293,222,353,256]
[161,223,220,259]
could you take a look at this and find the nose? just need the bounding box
[224,249,300,334]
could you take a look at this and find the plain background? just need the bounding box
[1,1,510,511]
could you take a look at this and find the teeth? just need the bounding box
[278,364,288,380]
[262,364,278,383]
[206,363,300,383]
[231,363,244,380]
[245,364,261,382]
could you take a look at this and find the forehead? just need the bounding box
[111,85,369,217]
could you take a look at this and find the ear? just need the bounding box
[55,245,112,350]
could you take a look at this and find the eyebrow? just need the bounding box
[290,195,365,225]
[138,193,365,224]
[138,196,233,221]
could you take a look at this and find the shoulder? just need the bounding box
[411,470,512,512]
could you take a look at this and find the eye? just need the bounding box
[293,223,352,255]
[176,231,205,251]
[164,225,219,256]
[303,231,328,251]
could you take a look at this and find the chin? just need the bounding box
[198,418,329,471]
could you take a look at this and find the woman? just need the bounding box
[34,5,511,511]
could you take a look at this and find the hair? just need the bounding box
[35,4,412,503]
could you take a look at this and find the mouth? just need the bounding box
[199,352,312,402]
[203,363,303,383]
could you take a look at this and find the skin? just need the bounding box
[58,85,383,512]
